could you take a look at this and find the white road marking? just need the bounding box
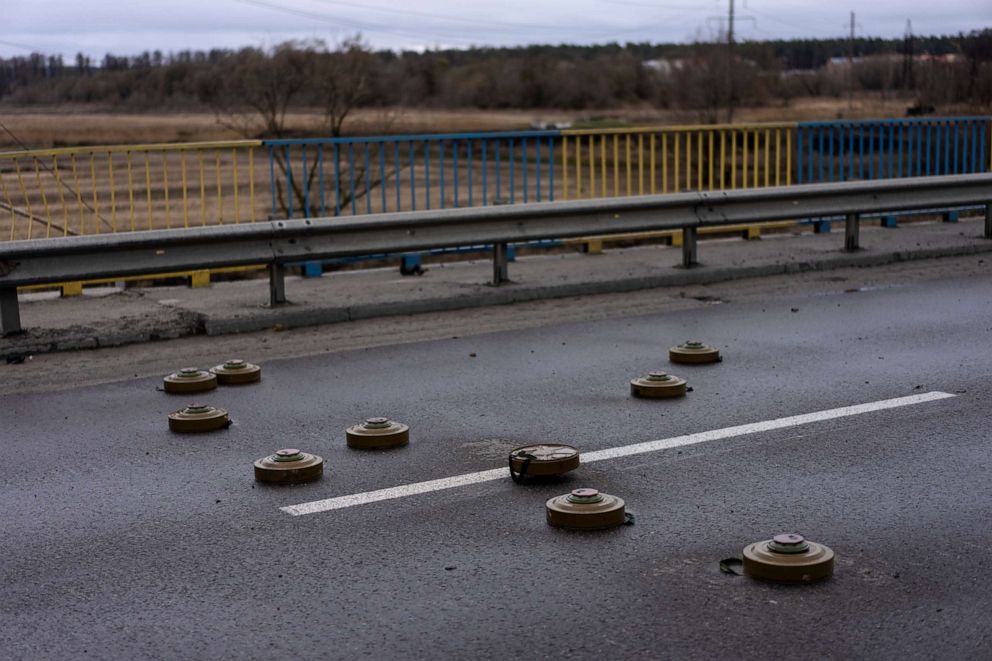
[281,391,955,516]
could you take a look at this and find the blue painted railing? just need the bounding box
[265,130,560,220]
[795,116,990,184]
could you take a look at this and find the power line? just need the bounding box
[308,0,657,34]
[0,38,46,53]
[238,0,686,46]
[744,7,841,38]
[592,0,703,9]
[235,0,480,44]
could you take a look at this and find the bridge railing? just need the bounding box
[4,117,989,243]
[796,116,990,184]
[558,123,794,200]
[263,131,559,220]
[0,140,265,242]
[265,123,798,220]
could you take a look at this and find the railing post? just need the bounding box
[493,242,510,285]
[845,212,860,251]
[682,227,698,267]
[1,287,22,336]
[269,262,287,306]
[985,203,992,239]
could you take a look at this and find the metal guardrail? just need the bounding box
[2,174,990,336]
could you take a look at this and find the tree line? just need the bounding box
[1,30,989,132]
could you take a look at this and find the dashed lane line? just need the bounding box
[281,391,955,516]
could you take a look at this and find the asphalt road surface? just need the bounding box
[2,270,991,660]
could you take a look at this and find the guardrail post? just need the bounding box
[269,263,287,306]
[1,287,22,336]
[682,227,698,267]
[985,203,992,239]
[845,213,860,251]
[493,242,510,285]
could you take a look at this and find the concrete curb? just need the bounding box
[4,238,992,358]
[205,239,992,335]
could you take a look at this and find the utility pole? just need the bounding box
[726,0,736,123]
[902,19,914,92]
[848,11,855,111]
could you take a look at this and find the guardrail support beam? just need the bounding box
[845,213,861,251]
[985,203,992,239]
[269,263,287,306]
[1,287,22,336]
[682,227,698,267]
[493,243,510,285]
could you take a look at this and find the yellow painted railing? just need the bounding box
[0,140,263,241]
[559,123,794,200]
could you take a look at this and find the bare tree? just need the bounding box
[199,42,313,138]
[314,36,376,138]
[199,38,396,217]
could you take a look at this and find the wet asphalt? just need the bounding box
[2,273,991,660]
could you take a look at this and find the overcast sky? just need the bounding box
[2,0,990,59]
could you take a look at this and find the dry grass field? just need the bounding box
[0,95,932,150]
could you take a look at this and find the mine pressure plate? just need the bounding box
[669,340,721,365]
[167,403,231,433]
[345,417,410,449]
[254,448,324,484]
[546,488,628,530]
[210,359,262,385]
[630,371,687,398]
[742,533,835,584]
[163,367,217,394]
[508,444,580,483]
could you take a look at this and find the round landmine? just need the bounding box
[742,533,835,584]
[210,359,262,385]
[345,417,410,450]
[168,403,230,433]
[163,367,217,394]
[546,488,627,530]
[509,444,580,483]
[669,340,721,364]
[630,372,687,398]
[254,448,324,484]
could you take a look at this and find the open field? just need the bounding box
[0,96,951,151]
